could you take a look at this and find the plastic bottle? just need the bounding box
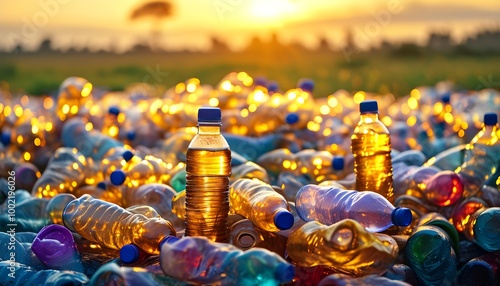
[55,76,93,122]
[101,106,121,139]
[31,147,87,198]
[462,207,500,252]
[318,273,411,286]
[0,232,44,268]
[228,218,288,258]
[229,178,294,232]
[422,170,464,206]
[451,197,488,233]
[405,224,457,286]
[351,100,394,203]
[255,148,295,178]
[185,107,231,242]
[31,224,84,273]
[0,261,89,286]
[286,220,398,277]
[160,236,294,285]
[61,117,122,162]
[295,184,412,232]
[294,149,339,183]
[456,112,500,198]
[62,194,176,255]
[121,183,185,231]
[88,262,186,286]
[0,194,49,232]
[423,144,466,171]
[457,252,500,286]
[230,161,270,184]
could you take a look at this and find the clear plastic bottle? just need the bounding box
[185,107,231,242]
[456,112,500,198]
[462,207,500,252]
[160,236,294,285]
[286,220,398,277]
[32,147,87,198]
[229,178,294,232]
[351,100,394,203]
[62,194,176,255]
[295,184,412,232]
[55,76,93,122]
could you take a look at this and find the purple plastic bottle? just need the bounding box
[295,184,412,232]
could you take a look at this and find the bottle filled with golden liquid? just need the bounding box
[351,100,394,203]
[185,107,231,242]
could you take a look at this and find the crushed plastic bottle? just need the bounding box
[160,236,294,285]
[286,220,398,277]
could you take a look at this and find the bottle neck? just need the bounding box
[198,124,221,135]
[360,112,379,122]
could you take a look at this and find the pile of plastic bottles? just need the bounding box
[0,72,499,286]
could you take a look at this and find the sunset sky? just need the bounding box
[0,0,499,52]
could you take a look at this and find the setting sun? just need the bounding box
[249,0,297,21]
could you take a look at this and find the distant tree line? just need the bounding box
[3,27,500,56]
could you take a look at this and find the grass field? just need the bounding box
[1,50,499,98]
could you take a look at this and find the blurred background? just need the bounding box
[0,0,499,97]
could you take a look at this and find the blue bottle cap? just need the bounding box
[484,113,498,126]
[298,78,314,92]
[198,107,221,123]
[274,210,294,230]
[359,100,378,113]
[254,76,267,87]
[120,244,140,264]
[267,81,279,93]
[110,170,126,186]
[122,150,134,162]
[108,106,120,116]
[1,131,11,146]
[96,181,107,190]
[332,156,344,171]
[126,130,136,141]
[159,236,180,249]
[285,113,299,125]
[392,207,412,227]
[440,93,451,104]
[276,263,295,283]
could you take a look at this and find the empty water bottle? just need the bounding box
[351,100,394,203]
[295,184,412,232]
[160,236,294,285]
[62,194,176,254]
[286,220,398,277]
[229,178,294,232]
